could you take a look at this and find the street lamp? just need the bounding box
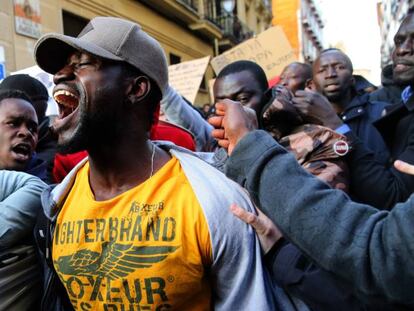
[221,0,235,14]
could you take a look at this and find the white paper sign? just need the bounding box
[168,56,211,103]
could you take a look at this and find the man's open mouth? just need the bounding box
[53,89,80,120]
[11,143,32,162]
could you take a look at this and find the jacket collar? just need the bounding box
[41,156,88,222]
[338,93,370,122]
[40,141,200,222]
[342,92,369,111]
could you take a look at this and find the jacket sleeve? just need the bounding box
[346,130,414,209]
[160,86,217,152]
[170,150,287,310]
[303,158,349,192]
[0,170,46,248]
[224,130,414,306]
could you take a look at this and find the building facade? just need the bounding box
[272,0,324,63]
[378,0,414,68]
[0,0,271,105]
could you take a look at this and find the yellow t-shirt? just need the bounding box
[52,157,212,310]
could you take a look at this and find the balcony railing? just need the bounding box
[214,14,254,44]
[177,0,198,12]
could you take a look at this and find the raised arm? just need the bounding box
[160,86,217,151]
[210,100,414,306]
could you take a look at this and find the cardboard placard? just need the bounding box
[211,26,296,79]
[168,56,211,103]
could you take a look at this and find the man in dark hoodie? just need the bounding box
[369,64,408,105]
[370,8,414,106]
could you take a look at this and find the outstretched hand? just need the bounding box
[208,99,258,155]
[230,204,283,254]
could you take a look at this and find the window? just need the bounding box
[62,11,89,36]
[169,53,181,65]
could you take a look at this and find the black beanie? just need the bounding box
[0,74,48,101]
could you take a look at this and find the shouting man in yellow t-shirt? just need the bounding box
[33,17,283,310]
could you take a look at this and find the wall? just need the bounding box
[272,0,300,58]
[0,0,216,105]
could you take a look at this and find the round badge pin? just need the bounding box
[333,140,349,156]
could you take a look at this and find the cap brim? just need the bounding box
[35,33,123,74]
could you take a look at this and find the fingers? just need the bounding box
[209,99,254,155]
[230,203,283,254]
[211,128,229,150]
[211,128,225,139]
[394,160,414,175]
[208,115,224,129]
[230,203,266,234]
[291,97,310,114]
[243,107,259,130]
[215,99,237,115]
[294,90,308,97]
[217,139,230,150]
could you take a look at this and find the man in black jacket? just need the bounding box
[342,12,414,209]
[290,14,414,209]
[369,7,414,107]
[292,48,390,163]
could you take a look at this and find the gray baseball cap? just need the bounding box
[35,16,168,96]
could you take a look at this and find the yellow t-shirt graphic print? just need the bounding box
[52,157,212,311]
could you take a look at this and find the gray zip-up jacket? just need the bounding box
[35,143,295,310]
[0,170,46,310]
[0,170,46,248]
[225,130,414,308]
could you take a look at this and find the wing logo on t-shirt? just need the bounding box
[54,241,179,280]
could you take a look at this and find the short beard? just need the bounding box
[58,94,130,155]
[57,108,89,154]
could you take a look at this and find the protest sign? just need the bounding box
[168,56,210,103]
[211,26,296,79]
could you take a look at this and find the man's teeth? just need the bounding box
[54,90,77,97]
[54,90,78,106]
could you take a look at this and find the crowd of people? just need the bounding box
[1,7,414,311]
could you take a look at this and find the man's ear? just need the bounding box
[127,76,151,103]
